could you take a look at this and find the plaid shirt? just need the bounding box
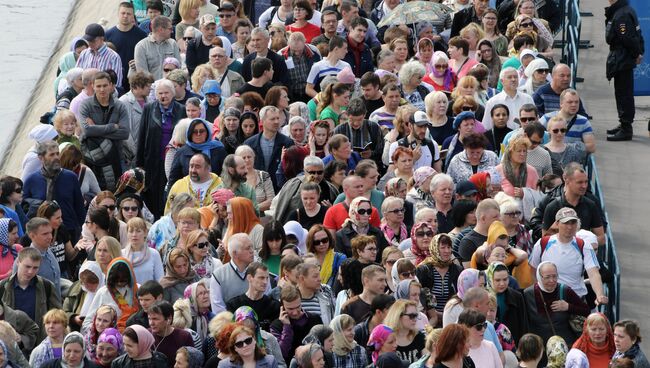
[281,47,317,99]
[331,345,368,368]
[513,223,533,254]
[76,44,123,87]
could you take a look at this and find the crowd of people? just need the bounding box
[0,0,644,367]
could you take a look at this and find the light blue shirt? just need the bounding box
[260,135,275,170]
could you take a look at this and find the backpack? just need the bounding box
[539,235,584,260]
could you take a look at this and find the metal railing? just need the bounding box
[585,156,621,322]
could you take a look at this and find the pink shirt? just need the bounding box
[0,244,23,280]
[495,164,539,196]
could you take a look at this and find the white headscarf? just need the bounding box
[78,261,106,317]
[283,221,307,255]
[535,261,557,293]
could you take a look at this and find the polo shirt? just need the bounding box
[13,278,37,321]
[541,194,603,232]
[539,111,594,144]
[323,203,381,231]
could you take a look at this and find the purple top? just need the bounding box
[53,347,63,359]
[160,103,174,158]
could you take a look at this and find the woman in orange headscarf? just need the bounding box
[566,313,616,368]
[469,172,491,200]
[223,197,263,262]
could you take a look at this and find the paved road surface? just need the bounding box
[577,0,650,350]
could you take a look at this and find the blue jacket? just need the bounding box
[167,142,227,188]
[244,133,294,192]
[23,169,86,233]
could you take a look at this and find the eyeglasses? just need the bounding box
[182,37,193,41]
[504,211,522,217]
[306,170,324,175]
[400,271,415,277]
[192,129,207,135]
[357,209,372,216]
[401,312,419,320]
[313,238,329,246]
[14,187,22,194]
[415,231,434,238]
[195,241,210,249]
[462,106,474,111]
[121,206,139,212]
[473,321,488,330]
[234,337,254,349]
[519,22,534,28]
[103,205,116,211]
[163,68,174,73]
[519,117,537,123]
[387,208,405,214]
[552,128,568,134]
[535,69,550,74]
[434,64,448,70]
[219,13,234,18]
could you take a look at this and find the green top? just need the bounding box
[496,56,522,91]
[318,106,346,126]
[263,254,282,277]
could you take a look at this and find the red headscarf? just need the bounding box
[572,313,616,367]
[410,222,434,265]
[469,172,491,200]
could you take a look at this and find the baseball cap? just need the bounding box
[456,181,479,196]
[453,111,475,130]
[555,207,579,223]
[218,2,236,12]
[199,14,216,27]
[84,23,105,41]
[409,111,430,126]
[201,80,222,95]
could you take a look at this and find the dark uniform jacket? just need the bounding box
[605,0,644,79]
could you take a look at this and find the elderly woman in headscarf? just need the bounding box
[566,313,616,368]
[167,118,227,189]
[233,306,286,368]
[183,280,214,342]
[175,347,204,368]
[394,279,431,331]
[519,58,550,95]
[335,197,387,263]
[63,261,105,331]
[416,233,463,321]
[111,325,167,368]
[485,261,528,344]
[547,336,569,368]
[523,262,590,346]
[39,332,95,368]
[160,248,199,303]
[422,51,457,93]
[469,172,492,201]
[94,328,123,368]
[330,314,368,368]
[403,222,436,266]
[405,167,437,213]
[442,268,480,327]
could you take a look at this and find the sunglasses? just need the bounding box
[400,271,415,278]
[552,128,568,134]
[387,208,405,214]
[313,238,329,246]
[192,129,207,135]
[434,64,448,69]
[219,13,234,18]
[357,209,372,216]
[519,117,536,123]
[401,312,419,320]
[520,22,534,28]
[306,170,324,176]
[103,205,116,211]
[462,106,474,111]
[504,211,522,217]
[535,68,550,73]
[473,321,488,330]
[416,231,434,238]
[529,139,542,145]
[121,206,139,212]
[234,337,253,349]
[195,241,210,249]
[182,37,193,41]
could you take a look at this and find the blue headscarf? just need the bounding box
[0,219,17,259]
[185,118,223,158]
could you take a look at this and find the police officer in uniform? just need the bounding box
[605,0,644,141]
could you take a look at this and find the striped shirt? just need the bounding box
[429,268,449,313]
[306,59,351,86]
[368,108,396,129]
[301,295,322,317]
[539,111,594,144]
[76,44,123,88]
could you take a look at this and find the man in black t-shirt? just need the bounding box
[236,57,274,98]
[457,199,501,267]
[341,265,386,323]
[226,262,280,331]
[360,72,384,118]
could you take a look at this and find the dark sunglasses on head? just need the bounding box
[357,209,372,216]
[473,321,488,330]
[416,231,434,237]
[196,241,210,249]
[121,206,139,212]
[313,238,329,246]
[401,312,419,320]
[552,128,567,134]
[234,337,254,349]
[104,205,116,211]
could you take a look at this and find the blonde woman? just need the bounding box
[165,119,192,179]
[30,309,69,368]
[175,0,202,43]
[383,299,426,363]
[94,236,122,275]
[122,217,163,284]
[191,64,216,96]
[425,91,455,145]
[459,23,485,60]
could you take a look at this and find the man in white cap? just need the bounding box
[21,125,58,182]
[529,207,608,306]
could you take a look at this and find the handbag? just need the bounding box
[559,284,586,334]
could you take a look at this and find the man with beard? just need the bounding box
[165,153,223,213]
[218,154,259,214]
[389,111,442,172]
[23,141,86,239]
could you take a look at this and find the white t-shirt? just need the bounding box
[388,138,440,170]
[528,234,599,297]
[190,179,213,203]
[306,59,351,86]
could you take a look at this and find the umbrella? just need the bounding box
[377,1,453,28]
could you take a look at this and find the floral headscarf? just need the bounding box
[0,219,17,258]
[485,261,507,292]
[233,306,265,349]
[469,172,491,200]
[456,268,480,299]
[342,197,372,233]
[546,336,569,368]
[97,328,123,354]
[115,168,146,196]
[410,222,434,265]
[211,188,235,205]
[384,177,406,198]
[367,324,394,364]
[184,280,214,341]
[422,233,453,268]
[413,167,436,189]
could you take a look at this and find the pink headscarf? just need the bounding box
[211,188,235,205]
[367,324,394,363]
[410,222,434,265]
[128,325,154,360]
[456,268,480,299]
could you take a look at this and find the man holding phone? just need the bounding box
[270,285,322,362]
[389,111,442,173]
